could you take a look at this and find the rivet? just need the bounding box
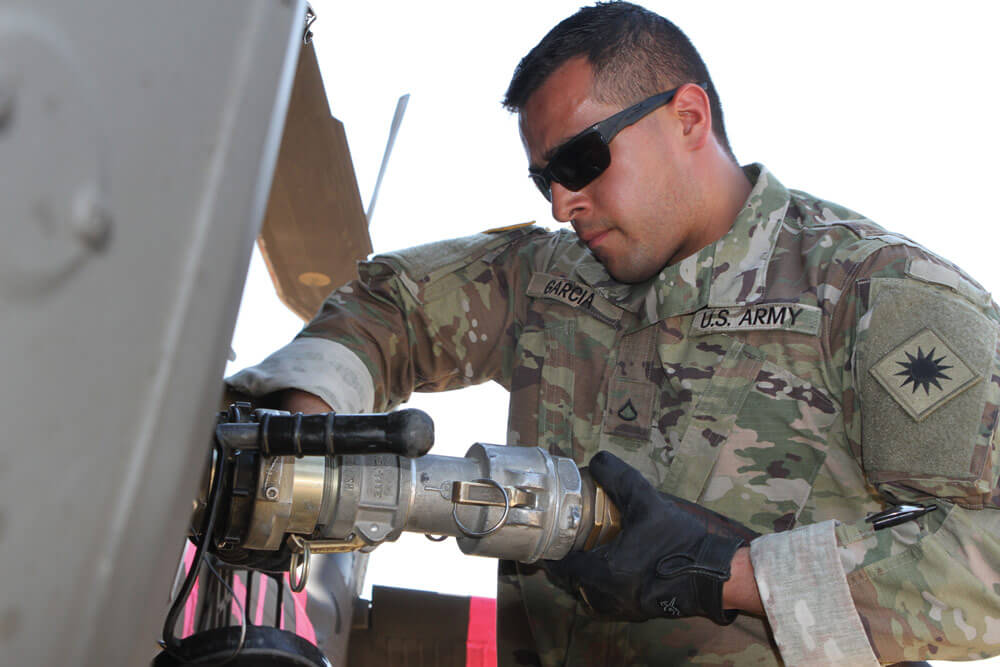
[71,187,113,251]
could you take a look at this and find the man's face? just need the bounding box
[519,58,704,283]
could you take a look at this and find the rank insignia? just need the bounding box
[870,328,980,421]
[617,399,638,422]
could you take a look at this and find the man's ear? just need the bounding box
[673,83,712,151]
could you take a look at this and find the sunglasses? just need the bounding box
[528,83,707,201]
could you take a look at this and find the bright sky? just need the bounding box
[226,2,1000,661]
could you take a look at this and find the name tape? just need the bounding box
[526,273,623,322]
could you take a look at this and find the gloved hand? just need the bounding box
[546,451,759,625]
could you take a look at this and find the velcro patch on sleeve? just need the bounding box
[869,327,980,422]
[858,276,999,501]
[689,303,821,336]
[526,273,623,323]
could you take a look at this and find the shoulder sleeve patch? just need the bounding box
[869,327,981,422]
[857,277,1000,505]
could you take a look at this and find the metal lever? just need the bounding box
[451,480,536,508]
[447,478,541,539]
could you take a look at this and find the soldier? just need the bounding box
[229,2,1000,665]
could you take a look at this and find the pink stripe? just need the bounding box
[182,543,198,638]
[230,573,246,621]
[284,573,317,645]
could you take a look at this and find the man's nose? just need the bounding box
[550,183,589,223]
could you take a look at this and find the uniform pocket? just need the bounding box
[513,322,577,459]
[660,332,839,534]
[700,359,838,532]
[539,321,576,457]
[602,324,659,444]
[661,338,765,500]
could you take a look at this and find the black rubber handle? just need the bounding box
[258,409,434,458]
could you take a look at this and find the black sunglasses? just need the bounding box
[528,83,707,201]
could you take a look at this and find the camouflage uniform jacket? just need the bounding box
[228,165,1000,666]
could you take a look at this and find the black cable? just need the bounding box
[160,436,236,663]
[244,570,254,626]
[166,536,250,666]
[273,572,285,629]
[198,555,248,666]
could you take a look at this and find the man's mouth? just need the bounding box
[579,229,610,250]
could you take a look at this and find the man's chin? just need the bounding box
[605,264,658,285]
[589,247,661,284]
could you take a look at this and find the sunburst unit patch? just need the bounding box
[870,328,981,421]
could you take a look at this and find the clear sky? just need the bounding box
[226,3,1000,661]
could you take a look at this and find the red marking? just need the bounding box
[230,574,246,621]
[182,542,198,638]
[466,596,497,667]
[177,548,316,648]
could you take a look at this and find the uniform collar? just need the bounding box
[573,164,790,324]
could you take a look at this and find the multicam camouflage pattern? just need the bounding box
[265,165,1000,665]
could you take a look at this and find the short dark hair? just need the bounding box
[503,2,734,159]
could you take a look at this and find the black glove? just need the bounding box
[546,451,759,625]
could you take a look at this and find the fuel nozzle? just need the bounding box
[196,406,623,579]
